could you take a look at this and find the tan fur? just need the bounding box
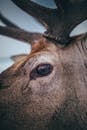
[0,34,87,130]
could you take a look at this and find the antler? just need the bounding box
[11,0,87,45]
[11,0,54,27]
[0,13,19,28]
[0,13,42,45]
[0,1,87,45]
[0,26,42,44]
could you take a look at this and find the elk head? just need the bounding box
[0,0,87,130]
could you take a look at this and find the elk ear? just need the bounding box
[11,54,28,62]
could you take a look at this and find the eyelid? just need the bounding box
[29,54,54,70]
[32,61,53,73]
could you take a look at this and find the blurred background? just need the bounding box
[0,0,87,73]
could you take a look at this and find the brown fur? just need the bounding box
[0,34,87,130]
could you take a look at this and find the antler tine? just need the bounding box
[0,26,42,45]
[54,0,64,13]
[0,12,19,28]
[0,13,42,45]
[54,0,87,10]
[44,0,87,45]
[11,0,54,27]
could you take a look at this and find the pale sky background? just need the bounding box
[0,0,87,73]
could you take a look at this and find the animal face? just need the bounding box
[0,37,87,130]
[0,0,87,129]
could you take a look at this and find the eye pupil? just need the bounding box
[36,64,53,76]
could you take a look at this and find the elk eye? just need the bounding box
[36,63,53,76]
[30,63,53,80]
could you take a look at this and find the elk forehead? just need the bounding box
[26,39,58,64]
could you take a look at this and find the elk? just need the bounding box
[0,0,87,130]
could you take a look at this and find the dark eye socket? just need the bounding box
[30,63,53,80]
